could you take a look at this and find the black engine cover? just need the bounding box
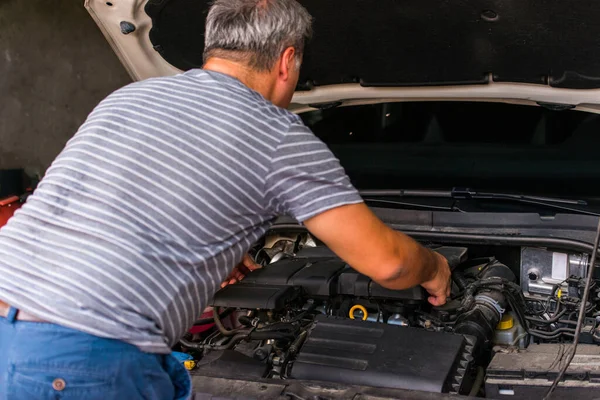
[291,315,475,394]
[213,250,426,309]
[212,245,467,309]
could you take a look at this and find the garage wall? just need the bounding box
[0,0,132,174]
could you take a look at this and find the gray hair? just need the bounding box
[203,0,313,71]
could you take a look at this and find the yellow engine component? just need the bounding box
[183,360,196,371]
[497,314,514,330]
[349,304,368,321]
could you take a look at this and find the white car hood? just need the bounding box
[86,0,600,113]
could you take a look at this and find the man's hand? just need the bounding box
[221,254,261,288]
[420,252,451,306]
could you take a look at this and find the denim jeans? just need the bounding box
[0,307,192,400]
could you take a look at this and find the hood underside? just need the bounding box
[86,0,600,109]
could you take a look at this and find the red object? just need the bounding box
[188,308,216,334]
[0,196,21,227]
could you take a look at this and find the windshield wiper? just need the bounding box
[360,188,587,205]
[360,187,599,216]
[363,198,466,213]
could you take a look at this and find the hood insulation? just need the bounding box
[145,0,600,90]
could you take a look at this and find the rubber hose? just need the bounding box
[179,331,252,350]
[525,308,568,325]
[469,367,485,397]
[219,332,251,349]
[529,328,576,339]
[179,337,204,349]
[193,308,234,326]
[213,307,245,336]
[256,322,297,333]
[452,270,470,291]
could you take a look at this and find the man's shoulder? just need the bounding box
[102,69,304,135]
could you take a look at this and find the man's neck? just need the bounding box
[203,58,276,102]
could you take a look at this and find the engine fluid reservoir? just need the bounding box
[493,313,527,348]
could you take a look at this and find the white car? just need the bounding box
[87,1,600,398]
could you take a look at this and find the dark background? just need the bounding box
[0,0,131,176]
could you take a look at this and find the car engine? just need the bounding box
[178,231,600,398]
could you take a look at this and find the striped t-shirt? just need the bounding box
[0,70,363,353]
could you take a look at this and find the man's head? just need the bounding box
[203,0,313,108]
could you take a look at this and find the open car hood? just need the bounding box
[86,0,600,112]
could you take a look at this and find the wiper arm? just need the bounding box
[450,188,587,206]
[363,198,466,213]
[360,187,598,216]
[359,187,587,205]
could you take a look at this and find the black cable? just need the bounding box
[525,299,549,315]
[529,328,576,340]
[506,292,529,332]
[526,308,567,325]
[180,331,252,350]
[257,322,298,333]
[287,302,318,323]
[557,319,578,326]
[544,217,600,399]
[551,299,562,319]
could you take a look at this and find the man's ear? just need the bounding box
[278,46,296,81]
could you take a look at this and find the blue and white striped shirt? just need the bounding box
[0,70,362,353]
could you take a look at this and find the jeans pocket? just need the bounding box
[163,355,192,400]
[7,363,116,399]
[141,369,175,400]
[141,354,191,400]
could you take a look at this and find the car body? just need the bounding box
[86,1,600,398]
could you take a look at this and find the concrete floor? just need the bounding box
[0,0,132,176]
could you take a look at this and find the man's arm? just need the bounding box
[304,203,451,306]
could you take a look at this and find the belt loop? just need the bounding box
[7,307,18,323]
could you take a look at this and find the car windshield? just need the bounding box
[299,101,600,198]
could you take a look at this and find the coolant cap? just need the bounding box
[497,314,514,330]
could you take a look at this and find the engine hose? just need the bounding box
[504,291,531,346]
[288,302,318,323]
[213,307,246,336]
[460,278,530,334]
[557,319,581,327]
[238,315,253,326]
[529,329,576,340]
[468,367,485,397]
[526,308,568,325]
[193,308,234,326]
[180,331,252,350]
[505,292,530,334]
[459,278,511,311]
[218,332,252,349]
[452,270,470,291]
[455,263,532,359]
[179,337,204,350]
[256,323,298,333]
[454,290,507,358]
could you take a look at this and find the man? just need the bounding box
[0,0,450,398]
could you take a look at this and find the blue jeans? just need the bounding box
[0,307,192,400]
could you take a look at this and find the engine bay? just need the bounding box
[178,231,600,399]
